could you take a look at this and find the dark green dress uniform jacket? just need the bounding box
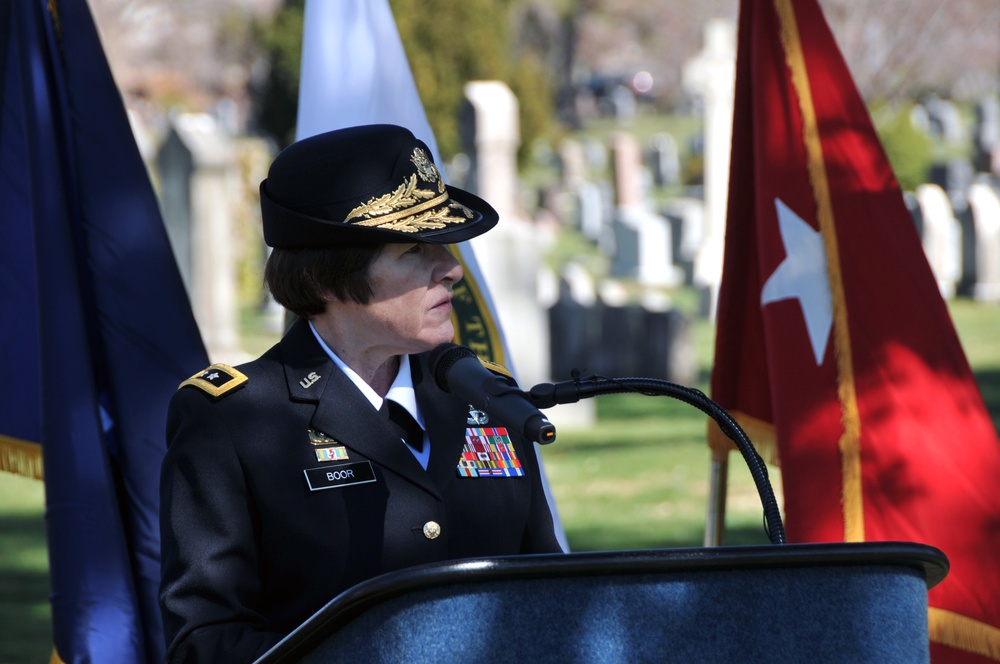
[159,320,562,663]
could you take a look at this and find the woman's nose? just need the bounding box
[435,245,464,284]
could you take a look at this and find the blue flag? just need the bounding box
[0,0,208,661]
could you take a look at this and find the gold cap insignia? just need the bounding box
[410,147,442,187]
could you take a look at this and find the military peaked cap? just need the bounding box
[260,124,498,247]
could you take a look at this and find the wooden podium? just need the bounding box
[254,541,947,663]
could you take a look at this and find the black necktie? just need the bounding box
[381,399,424,453]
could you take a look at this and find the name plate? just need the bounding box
[304,461,377,491]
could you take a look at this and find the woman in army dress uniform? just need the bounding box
[159,125,563,663]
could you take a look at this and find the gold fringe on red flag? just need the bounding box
[930,608,1000,661]
[707,412,781,467]
[0,434,44,480]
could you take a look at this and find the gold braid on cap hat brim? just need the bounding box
[344,156,476,233]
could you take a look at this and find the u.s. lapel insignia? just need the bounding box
[457,427,525,478]
[299,371,321,389]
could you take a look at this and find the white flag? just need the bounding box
[297,0,435,144]
[295,0,566,549]
[297,0,511,365]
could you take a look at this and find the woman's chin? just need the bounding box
[424,325,456,350]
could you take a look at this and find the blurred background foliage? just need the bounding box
[872,102,935,192]
[242,0,995,187]
[248,0,556,163]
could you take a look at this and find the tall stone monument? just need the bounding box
[967,182,1000,301]
[914,183,961,298]
[683,18,736,317]
[461,82,548,386]
[461,81,593,428]
[157,113,241,361]
[609,132,682,287]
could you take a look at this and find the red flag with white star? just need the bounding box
[710,0,1000,660]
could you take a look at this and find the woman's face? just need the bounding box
[332,243,463,356]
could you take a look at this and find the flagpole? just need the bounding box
[704,452,728,546]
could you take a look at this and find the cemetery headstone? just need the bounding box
[648,133,681,188]
[921,96,965,143]
[967,182,1000,301]
[461,82,566,419]
[661,197,706,286]
[592,281,643,377]
[558,138,587,190]
[548,264,598,381]
[576,180,606,243]
[156,113,240,360]
[951,190,977,297]
[610,133,682,287]
[914,183,961,298]
[641,292,696,384]
[975,95,1000,172]
[683,18,737,316]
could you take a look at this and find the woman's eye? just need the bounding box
[405,244,422,255]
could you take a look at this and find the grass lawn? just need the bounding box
[1,298,997,660]
[541,392,778,551]
[0,474,52,663]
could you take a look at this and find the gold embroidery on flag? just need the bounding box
[774,0,864,543]
[449,250,507,365]
[47,0,63,42]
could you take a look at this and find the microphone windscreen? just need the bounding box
[428,343,475,392]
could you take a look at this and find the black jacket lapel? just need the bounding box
[280,319,334,402]
[412,353,470,492]
[279,320,440,498]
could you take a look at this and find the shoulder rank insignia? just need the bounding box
[179,363,248,399]
[479,357,513,380]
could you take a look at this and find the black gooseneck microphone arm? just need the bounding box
[528,374,787,546]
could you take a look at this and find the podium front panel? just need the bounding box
[258,543,946,664]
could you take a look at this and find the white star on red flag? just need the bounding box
[760,197,833,366]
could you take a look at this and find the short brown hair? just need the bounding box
[263,245,383,318]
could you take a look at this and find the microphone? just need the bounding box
[428,343,556,444]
